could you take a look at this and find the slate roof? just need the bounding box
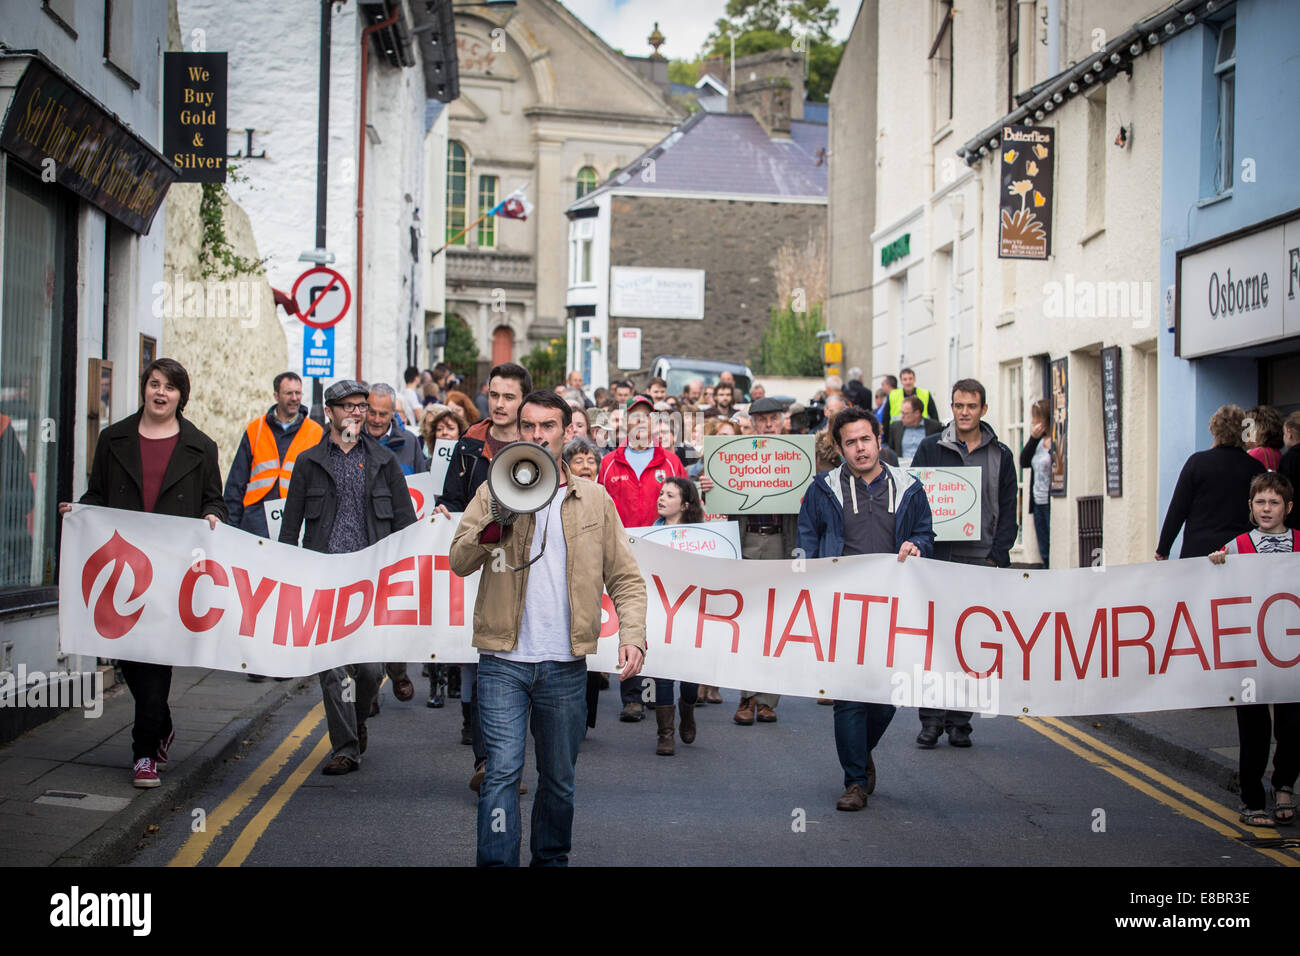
[580,111,827,205]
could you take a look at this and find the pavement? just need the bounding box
[0,665,1259,866]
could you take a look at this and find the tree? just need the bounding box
[444,313,479,376]
[752,302,825,376]
[701,0,844,101]
[519,333,567,391]
[668,59,701,85]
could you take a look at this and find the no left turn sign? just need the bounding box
[292,266,351,329]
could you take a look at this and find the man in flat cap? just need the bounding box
[279,380,417,775]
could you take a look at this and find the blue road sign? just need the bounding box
[303,325,334,378]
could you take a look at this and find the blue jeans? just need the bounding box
[475,654,588,867]
[832,701,896,789]
[652,679,698,707]
[1031,498,1050,568]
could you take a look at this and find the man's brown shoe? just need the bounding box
[655,706,675,756]
[836,783,869,811]
[734,696,756,725]
[392,676,415,702]
[469,760,486,792]
[756,703,778,723]
[322,755,358,776]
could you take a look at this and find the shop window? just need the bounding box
[446,141,467,245]
[1,167,70,589]
[477,175,498,248]
[104,0,138,88]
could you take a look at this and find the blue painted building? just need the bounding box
[1158,0,1300,548]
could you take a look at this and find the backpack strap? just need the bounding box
[1235,532,1257,554]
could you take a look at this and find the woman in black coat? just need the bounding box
[1156,404,1265,560]
[60,359,226,788]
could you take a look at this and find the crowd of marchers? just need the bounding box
[57,354,1298,866]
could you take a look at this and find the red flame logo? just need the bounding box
[409,488,425,519]
[81,531,154,639]
[963,522,975,537]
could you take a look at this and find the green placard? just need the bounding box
[702,434,817,515]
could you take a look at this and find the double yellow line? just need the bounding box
[168,702,330,868]
[1021,715,1299,867]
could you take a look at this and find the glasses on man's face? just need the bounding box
[336,401,369,414]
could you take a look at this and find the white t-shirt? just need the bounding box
[488,486,577,663]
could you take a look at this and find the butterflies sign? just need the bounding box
[998,125,1054,260]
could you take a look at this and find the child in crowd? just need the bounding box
[1209,472,1299,827]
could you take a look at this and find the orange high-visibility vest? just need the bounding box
[241,414,323,506]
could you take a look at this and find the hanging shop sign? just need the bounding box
[997,125,1054,260]
[163,52,228,182]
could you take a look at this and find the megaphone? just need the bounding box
[487,441,561,515]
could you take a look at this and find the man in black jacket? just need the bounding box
[279,379,417,775]
[909,379,1017,748]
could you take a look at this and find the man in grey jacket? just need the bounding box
[909,379,1017,748]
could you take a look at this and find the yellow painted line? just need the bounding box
[217,730,332,867]
[1020,717,1298,867]
[168,701,326,867]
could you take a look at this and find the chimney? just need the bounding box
[729,49,805,138]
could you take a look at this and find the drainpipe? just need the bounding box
[356,4,401,379]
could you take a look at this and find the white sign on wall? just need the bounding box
[617,327,642,369]
[610,267,705,320]
[1177,213,1300,358]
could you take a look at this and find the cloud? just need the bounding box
[562,0,863,60]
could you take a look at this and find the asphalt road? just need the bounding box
[128,674,1297,868]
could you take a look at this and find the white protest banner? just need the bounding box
[702,434,815,515]
[60,505,1300,716]
[627,521,742,559]
[264,469,445,540]
[906,466,982,542]
[428,439,456,497]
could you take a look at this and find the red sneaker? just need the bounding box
[132,758,160,788]
[156,727,176,770]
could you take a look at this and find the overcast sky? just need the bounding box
[562,0,865,60]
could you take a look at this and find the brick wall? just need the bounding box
[607,195,826,385]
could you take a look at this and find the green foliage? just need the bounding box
[444,313,479,375]
[668,59,700,84]
[752,301,825,376]
[520,333,567,391]
[701,0,844,101]
[197,163,267,280]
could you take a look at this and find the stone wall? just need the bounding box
[607,195,826,382]
[162,182,289,479]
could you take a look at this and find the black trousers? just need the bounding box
[119,660,173,762]
[1236,702,1300,810]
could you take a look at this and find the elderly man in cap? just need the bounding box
[700,396,798,725]
[279,379,417,775]
[598,394,687,721]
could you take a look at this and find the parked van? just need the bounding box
[650,356,754,401]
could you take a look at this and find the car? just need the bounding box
[650,356,754,402]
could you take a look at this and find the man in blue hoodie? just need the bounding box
[798,405,935,811]
[909,378,1017,749]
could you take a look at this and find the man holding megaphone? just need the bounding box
[449,389,647,867]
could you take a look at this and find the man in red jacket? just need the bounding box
[598,394,686,720]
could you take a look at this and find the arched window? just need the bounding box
[575,166,597,199]
[446,141,467,245]
[477,175,498,248]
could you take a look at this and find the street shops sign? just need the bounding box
[1176,210,1300,358]
[702,435,816,515]
[60,504,1300,716]
[162,53,228,182]
[997,125,1054,260]
[0,56,175,234]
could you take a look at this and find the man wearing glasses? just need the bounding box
[279,380,417,775]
